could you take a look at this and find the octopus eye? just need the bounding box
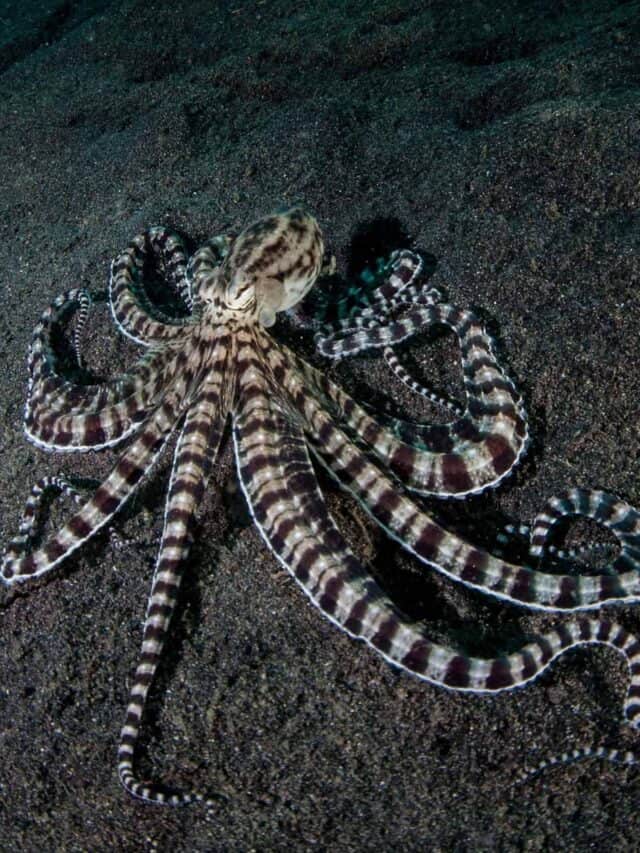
[258,305,277,327]
[226,272,255,310]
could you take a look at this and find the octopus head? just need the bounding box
[222,207,324,327]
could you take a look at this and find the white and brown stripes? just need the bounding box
[382,346,464,417]
[109,228,196,346]
[4,208,640,807]
[307,302,529,498]
[268,346,640,611]
[274,332,528,501]
[528,490,640,571]
[187,234,232,292]
[118,374,227,806]
[518,742,639,783]
[9,475,84,554]
[312,249,437,351]
[232,384,640,720]
[313,249,530,497]
[2,399,179,584]
[24,289,174,452]
[313,249,439,356]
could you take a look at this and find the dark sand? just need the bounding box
[0,1,639,850]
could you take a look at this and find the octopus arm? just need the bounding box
[232,385,640,728]
[289,331,528,499]
[109,229,197,347]
[279,360,640,612]
[116,375,229,807]
[27,288,182,422]
[1,399,179,586]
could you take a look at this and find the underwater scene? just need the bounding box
[0,0,638,850]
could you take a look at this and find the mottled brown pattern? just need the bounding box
[3,209,640,813]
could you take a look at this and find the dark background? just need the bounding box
[0,1,639,849]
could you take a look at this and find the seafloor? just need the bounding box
[0,1,638,850]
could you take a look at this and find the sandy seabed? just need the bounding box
[0,1,639,850]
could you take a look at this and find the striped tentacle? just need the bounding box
[187,236,232,290]
[280,331,527,499]
[71,286,91,367]
[118,375,228,806]
[310,251,455,415]
[312,250,434,348]
[26,349,184,454]
[24,292,188,452]
[517,743,639,783]
[26,348,174,432]
[366,265,447,398]
[314,299,527,496]
[1,399,180,586]
[25,289,177,420]
[148,226,194,310]
[232,384,640,728]
[25,390,160,453]
[494,490,640,578]
[367,249,441,308]
[7,475,85,558]
[382,346,464,417]
[497,522,614,563]
[109,229,197,346]
[528,489,640,572]
[233,384,384,617]
[275,362,640,611]
[312,251,529,497]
